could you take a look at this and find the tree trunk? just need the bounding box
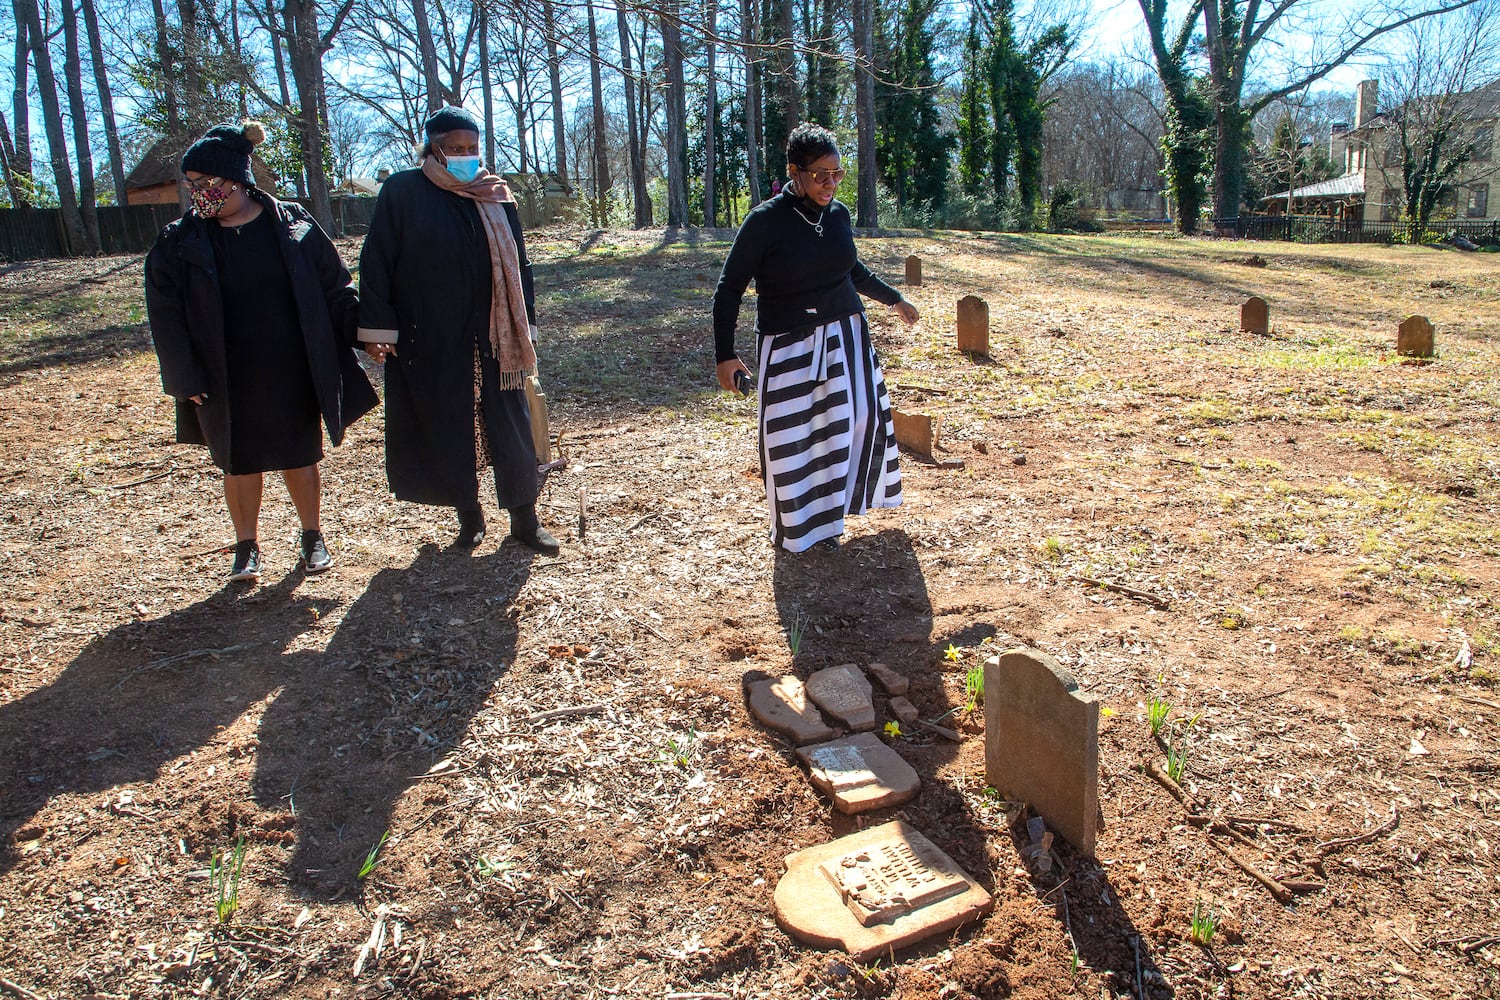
[412,0,444,112]
[703,0,717,226]
[739,0,761,204]
[541,0,568,187]
[852,0,877,227]
[17,0,86,252]
[231,0,248,117]
[7,9,31,206]
[61,0,100,249]
[150,0,181,135]
[283,0,333,231]
[616,2,650,227]
[480,4,496,170]
[586,2,610,224]
[81,0,127,206]
[176,0,203,129]
[267,0,303,197]
[659,1,689,226]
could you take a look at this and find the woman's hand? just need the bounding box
[892,300,920,325]
[365,342,397,363]
[717,358,750,392]
[189,394,206,405]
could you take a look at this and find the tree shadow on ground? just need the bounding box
[0,572,333,876]
[252,542,530,899]
[0,323,152,381]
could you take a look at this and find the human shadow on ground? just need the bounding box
[0,572,334,876]
[251,542,530,898]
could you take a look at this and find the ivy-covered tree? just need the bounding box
[874,0,953,214]
[956,16,990,198]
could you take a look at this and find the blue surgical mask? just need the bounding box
[445,155,483,183]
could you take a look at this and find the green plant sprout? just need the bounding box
[788,611,811,655]
[357,829,390,881]
[1147,695,1170,736]
[476,856,514,879]
[210,836,246,924]
[964,663,984,712]
[1165,741,1189,784]
[652,726,699,769]
[1190,900,1220,946]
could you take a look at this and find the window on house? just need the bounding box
[1471,183,1490,219]
[1474,125,1494,162]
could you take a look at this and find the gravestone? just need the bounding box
[745,675,835,745]
[1240,296,1268,335]
[956,295,989,355]
[795,732,921,813]
[1397,315,1434,358]
[905,255,922,287]
[891,409,939,459]
[806,664,877,732]
[983,647,1099,856]
[774,820,993,960]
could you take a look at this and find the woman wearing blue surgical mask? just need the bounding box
[357,107,559,555]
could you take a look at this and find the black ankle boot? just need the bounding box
[508,504,560,555]
[455,508,486,548]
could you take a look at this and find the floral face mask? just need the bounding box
[190,184,230,218]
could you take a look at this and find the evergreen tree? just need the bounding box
[874,0,953,214]
[956,16,990,198]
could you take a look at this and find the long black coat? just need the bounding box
[144,193,378,471]
[357,168,537,507]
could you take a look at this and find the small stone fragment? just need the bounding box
[806,664,877,732]
[865,662,909,696]
[745,675,835,746]
[888,696,920,725]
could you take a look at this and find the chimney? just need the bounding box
[376,168,391,182]
[1330,122,1350,169]
[1355,80,1379,128]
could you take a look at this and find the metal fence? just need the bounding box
[1218,214,1500,245]
[0,197,383,262]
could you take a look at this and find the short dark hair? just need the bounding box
[786,123,838,168]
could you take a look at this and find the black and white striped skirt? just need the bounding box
[757,312,902,552]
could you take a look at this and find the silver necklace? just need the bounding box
[792,202,825,236]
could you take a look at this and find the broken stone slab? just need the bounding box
[956,294,990,355]
[865,662,909,696]
[795,732,920,813]
[904,254,922,287]
[888,696,920,725]
[891,409,939,459]
[1397,315,1434,358]
[806,664,876,732]
[983,647,1099,857]
[745,675,835,746]
[774,820,993,960]
[1240,295,1268,335]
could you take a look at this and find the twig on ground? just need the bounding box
[915,719,962,741]
[1166,457,1226,470]
[1132,935,1143,1000]
[1146,759,1201,811]
[0,978,43,1000]
[630,615,669,642]
[113,642,264,688]
[526,703,606,725]
[1278,879,1328,894]
[1318,806,1400,855]
[1069,574,1171,609]
[1457,695,1500,711]
[110,463,175,489]
[1432,935,1500,954]
[1227,814,1306,832]
[1205,836,1293,903]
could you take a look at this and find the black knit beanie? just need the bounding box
[424,107,481,137]
[180,121,265,185]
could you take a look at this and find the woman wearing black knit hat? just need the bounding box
[357,106,559,555]
[145,120,378,582]
[711,123,919,552]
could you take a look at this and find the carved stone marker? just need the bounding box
[1240,296,1268,335]
[865,662,909,695]
[891,409,938,459]
[905,255,922,287]
[774,820,993,960]
[745,675,835,746]
[956,295,989,355]
[983,647,1099,856]
[806,664,877,732]
[1397,315,1434,357]
[795,732,920,813]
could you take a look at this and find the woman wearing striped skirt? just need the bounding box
[712,124,920,552]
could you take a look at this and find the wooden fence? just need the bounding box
[1217,215,1500,245]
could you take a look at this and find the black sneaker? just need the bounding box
[454,508,487,549]
[229,539,261,582]
[507,505,560,555]
[299,529,333,574]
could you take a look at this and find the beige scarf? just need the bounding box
[421,156,537,389]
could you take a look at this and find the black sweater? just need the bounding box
[711,189,903,362]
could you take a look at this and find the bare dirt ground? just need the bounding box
[1,229,1498,1000]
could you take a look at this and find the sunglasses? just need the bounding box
[798,167,846,185]
[181,176,224,192]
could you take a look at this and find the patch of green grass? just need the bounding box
[1039,535,1066,561]
[652,726,699,769]
[1182,399,1238,426]
[357,830,390,881]
[1189,900,1220,946]
[210,836,247,924]
[1147,696,1170,737]
[964,663,984,712]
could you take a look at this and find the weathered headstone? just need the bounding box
[1397,315,1434,358]
[888,696,920,725]
[796,732,921,813]
[956,295,989,355]
[891,409,939,459]
[745,675,835,745]
[806,664,877,732]
[774,820,993,960]
[865,662,909,696]
[1240,296,1268,335]
[983,647,1099,856]
[904,255,922,287]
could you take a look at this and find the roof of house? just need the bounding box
[125,136,278,190]
[335,177,383,196]
[1346,78,1500,134]
[1263,173,1366,202]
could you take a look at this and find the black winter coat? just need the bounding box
[357,168,537,507]
[144,193,378,471]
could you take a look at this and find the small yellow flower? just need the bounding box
[1100,706,1116,718]
[884,721,902,738]
[944,643,961,662]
